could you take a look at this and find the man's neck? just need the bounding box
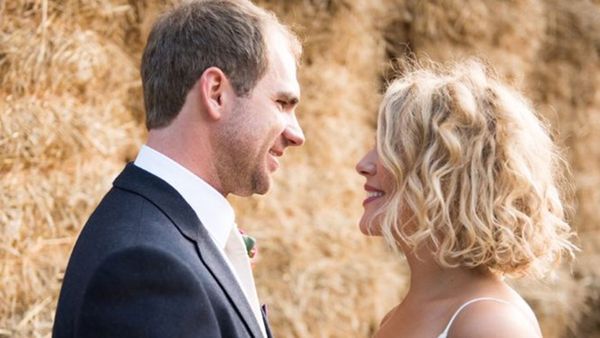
[146,126,225,196]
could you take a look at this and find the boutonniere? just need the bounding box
[239,229,258,265]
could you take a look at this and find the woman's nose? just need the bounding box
[356,149,377,176]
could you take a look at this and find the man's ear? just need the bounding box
[198,67,231,121]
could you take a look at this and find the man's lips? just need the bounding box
[269,149,283,157]
[267,149,282,171]
[363,184,385,206]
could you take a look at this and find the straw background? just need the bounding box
[1,0,598,337]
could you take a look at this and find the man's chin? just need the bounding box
[250,173,270,195]
[253,180,270,195]
[227,172,270,196]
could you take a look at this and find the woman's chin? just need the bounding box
[358,220,382,236]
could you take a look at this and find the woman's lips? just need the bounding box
[363,185,384,206]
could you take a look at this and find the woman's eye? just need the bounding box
[276,100,286,110]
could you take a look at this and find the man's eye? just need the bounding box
[276,100,286,110]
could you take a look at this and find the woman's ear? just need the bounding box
[198,67,231,121]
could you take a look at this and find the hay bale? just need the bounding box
[0,158,127,337]
[382,0,546,84]
[0,94,140,172]
[233,1,407,336]
[1,0,599,337]
[526,1,600,336]
[1,1,144,336]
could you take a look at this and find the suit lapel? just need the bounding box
[113,163,264,338]
[193,226,265,338]
[262,305,273,338]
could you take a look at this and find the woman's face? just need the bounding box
[355,147,394,236]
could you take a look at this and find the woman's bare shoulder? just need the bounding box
[448,299,542,338]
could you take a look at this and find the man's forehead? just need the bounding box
[267,49,300,93]
[264,23,301,63]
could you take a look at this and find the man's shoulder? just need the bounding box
[55,245,223,338]
[92,184,166,222]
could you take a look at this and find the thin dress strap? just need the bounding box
[437,297,510,338]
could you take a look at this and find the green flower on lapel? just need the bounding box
[239,229,258,263]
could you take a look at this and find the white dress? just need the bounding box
[437,297,510,338]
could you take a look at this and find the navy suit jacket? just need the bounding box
[53,164,272,338]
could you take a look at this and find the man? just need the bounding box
[53,0,304,337]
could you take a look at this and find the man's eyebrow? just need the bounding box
[276,91,300,105]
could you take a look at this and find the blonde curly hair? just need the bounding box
[375,60,576,277]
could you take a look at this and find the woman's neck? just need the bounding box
[402,247,500,304]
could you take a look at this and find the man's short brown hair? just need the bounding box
[141,0,300,129]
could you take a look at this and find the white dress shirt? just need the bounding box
[133,145,265,336]
[134,145,234,250]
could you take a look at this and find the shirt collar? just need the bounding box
[133,145,234,250]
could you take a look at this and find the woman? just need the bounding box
[356,60,576,338]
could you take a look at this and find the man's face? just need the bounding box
[215,30,304,196]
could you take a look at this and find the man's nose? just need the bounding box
[283,114,305,147]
